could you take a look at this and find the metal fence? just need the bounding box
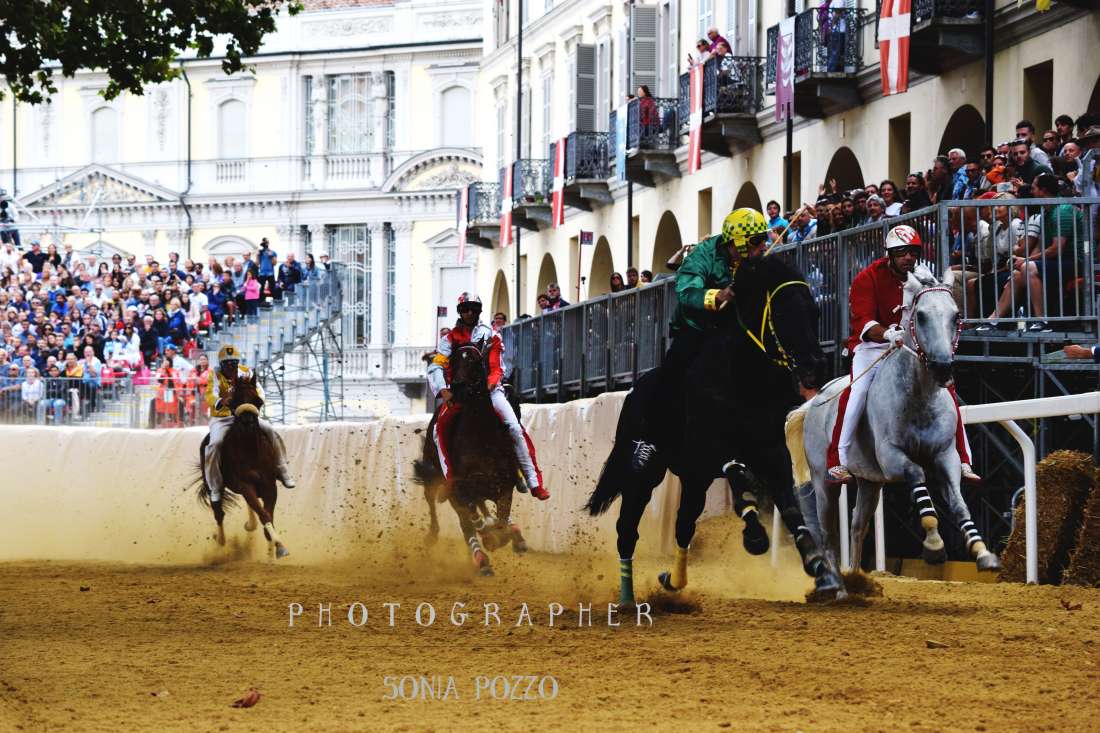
[510,159,551,207]
[625,95,679,151]
[503,198,1100,401]
[565,131,610,182]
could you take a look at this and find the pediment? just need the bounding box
[383,148,482,193]
[21,164,178,208]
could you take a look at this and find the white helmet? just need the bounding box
[884,224,922,251]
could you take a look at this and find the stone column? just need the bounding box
[367,222,387,379]
[307,224,327,257]
[309,76,327,187]
[391,220,413,348]
[371,72,389,187]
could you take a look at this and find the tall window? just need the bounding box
[441,86,472,147]
[496,97,508,169]
[90,107,118,163]
[327,74,373,154]
[541,73,553,157]
[328,224,371,346]
[596,37,611,131]
[385,71,396,153]
[494,0,510,48]
[218,99,247,158]
[697,0,714,39]
[384,223,396,344]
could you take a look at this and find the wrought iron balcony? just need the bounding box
[626,95,678,151]
[546,132,612,211]
[677,55,764,155]
[457,182,501,248]
[766,7,864,119]
[876,0,983,74]
[499,160,552,230]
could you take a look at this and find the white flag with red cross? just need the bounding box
[499,164,513,248]
[688,64,704,174]
[457,186,468,264]
[879,0,911,96]
[551,138,566,228]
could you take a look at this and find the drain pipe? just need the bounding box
[180,64,194,260]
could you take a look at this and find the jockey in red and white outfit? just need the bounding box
[827,225,980,484]
[427,293,550,501]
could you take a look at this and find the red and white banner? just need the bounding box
[688,64,704,174]
[500,164,513,248]
[879,0,911,96]
[775,15,796,123]
[456,186,468,264]
[551,138,566,229]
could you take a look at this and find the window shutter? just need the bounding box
[521,84,532,157]
[747,0,757,55]
[542,73,553,156]
[666,0,679,98]
[631,4,659,94]
[574,44,597,133]
[618,27,628,105]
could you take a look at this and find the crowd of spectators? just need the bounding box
[0,233,331,425]
[776,114,1100,246]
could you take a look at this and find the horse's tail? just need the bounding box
[585,392,641,516]
[785,403,811,488]
[412,459,442,486]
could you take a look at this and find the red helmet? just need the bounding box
[884,224,922,251]
[456,292,482,311]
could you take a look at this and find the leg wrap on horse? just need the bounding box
[911,485,939,529]
[670,546,689,590]
[723,460,769,556]
[619,558,635,606]
[959,519,984,553]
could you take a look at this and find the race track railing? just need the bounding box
[502,197,1100,401]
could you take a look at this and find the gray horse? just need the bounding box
[791,265,1002,597]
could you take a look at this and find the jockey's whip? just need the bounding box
[815,344,901,405]
[764,204,808,257]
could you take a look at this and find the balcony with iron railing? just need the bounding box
[766,6,864,119]
[500,159,552,230]
[547,132,612,212]
[875,0,984,74]
[677,55,764,156]
[609,95,681,187]
[457,181,501,248]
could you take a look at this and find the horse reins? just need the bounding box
[739,279,810,370]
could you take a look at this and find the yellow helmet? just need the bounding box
[218,345,241,364]
[721,208,769,255]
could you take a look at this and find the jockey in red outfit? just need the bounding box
[827,225,980,484]
[426,293,550,500]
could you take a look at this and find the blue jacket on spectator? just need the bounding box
[277,261,305,293]
[257,247,277,277]
[165,308,188,346]
[951,167,969,199]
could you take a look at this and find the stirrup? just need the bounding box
[631,440,657,472]
[827,465,852,482]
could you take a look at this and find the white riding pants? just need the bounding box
[837,341,889,467]
[433,388,542,490]
[204,415,290,500]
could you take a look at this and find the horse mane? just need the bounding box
[901,264,955,331]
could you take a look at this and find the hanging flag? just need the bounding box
[615,104,629,182]
[775,16,796,123]
[456,186,468,264]
[688,64,704,174]
[879,0,911,96]
[551,138,566,228]
[499,164,513,248]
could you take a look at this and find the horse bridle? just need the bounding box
[451,343,488,398]
[738,279,811,370]
[903,286,961,364]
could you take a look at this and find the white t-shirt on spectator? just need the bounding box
[885,202,903,216]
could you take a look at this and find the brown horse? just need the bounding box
[413,342,528,576]
[197,372,289,559]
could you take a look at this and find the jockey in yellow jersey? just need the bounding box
[203,345,296,503]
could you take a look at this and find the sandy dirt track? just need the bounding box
[3,518,1099,733]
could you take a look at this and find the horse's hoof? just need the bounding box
[425,531,439,547]
[976,550,1002,572]
[805,573,842,604]
[511,538,528,554]
[479,565,495,577]
[275,545,290,559]
[214,526,226,546]
[922,544,947,565]
[657,571,680,593]
[479,531,502,551]
[742,514,770,556]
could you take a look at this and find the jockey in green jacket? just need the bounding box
[633,207,771,470]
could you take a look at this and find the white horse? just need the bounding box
[791,265,1002,597]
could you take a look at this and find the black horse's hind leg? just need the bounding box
[658,475,708,592]
[615,474,661,607]
[723,460,770,556]
[424,483,440,546]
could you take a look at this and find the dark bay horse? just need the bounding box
[413,341,528,576]
[197,372,289,559]
[586,253,838,605]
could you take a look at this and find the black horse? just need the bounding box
[413,341,528,576]
[586,253,838,604]
[197,372,289,559]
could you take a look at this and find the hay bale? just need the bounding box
[1063,477,1100,587]
[999,450,1095,584]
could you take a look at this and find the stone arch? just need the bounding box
[588,236,614,297]
[733,181,763,212]
[535,253,559,306]
[823,146,865,193]
[1088,73,1100,117]
[938,104,985,161]
[203,235,257,260]
[652,211,683,275]
[491,269,510,321]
